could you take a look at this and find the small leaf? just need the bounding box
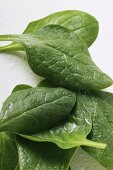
[12,84,32,93]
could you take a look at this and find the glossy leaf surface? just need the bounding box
[16,136,76,170]
[14,83,76,170]
[21,90,106,149]
[0,86,76,134]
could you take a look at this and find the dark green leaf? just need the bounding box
[11,83,76,170]
[0,132,18,170]
[0,86,76,134]
[16,136,76,170]
[0,10,99,52]
[0,25,112,90]
[21,90,106,149]
[0,132,76,170]
[80,91,113,169]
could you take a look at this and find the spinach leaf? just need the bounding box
[0,25,112,90]
[0,10,99,52]
[12,84,32,92]
[24,10,99,47]
[78,91,113,169]
[0,86,76,134]
[21,90,106,149]
[0,132,18,170]
[0,131,76,170]
[12,84,76,170]
[16,136,76,170]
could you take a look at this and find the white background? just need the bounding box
[0,0,113,110]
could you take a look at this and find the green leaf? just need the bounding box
[16,136,76,170]
[24,10,99,47]
[38,79,56,88]
[79,91,113,169]
[0,86,76,134]
[21,90,106,149]
[11,83,76,170]
[0,131,76,170]
[0,10,99,52]
[0,25,112,90]
[12,84,32,93]
[0,132,18,170]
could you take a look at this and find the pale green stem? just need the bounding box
[83,139,107,149]
[0,35,24,52]
[0,43,24,52]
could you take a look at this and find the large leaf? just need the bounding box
[78,91,113,169]
[0,86,76,134]
[21,89,106,149]
[0,10,99,52]
[0,25,112,90]
[0,132,18,170]
[0,85,76,170]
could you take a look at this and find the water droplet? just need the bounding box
[8,102,14,110]
[85,118,91,125]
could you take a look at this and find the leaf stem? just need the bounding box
[0,34,15,41]
[0,43,24,52]
[83,139,107,149]
[0,35,24,52]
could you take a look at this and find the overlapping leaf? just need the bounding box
[22,90,105,149]
[6,81,105,150]
[0,132,76,170]
[0,10,99,52]
[0,25,112,90]
[16,136,76,170]
[0,9,112,170]
[0,86,76,134]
